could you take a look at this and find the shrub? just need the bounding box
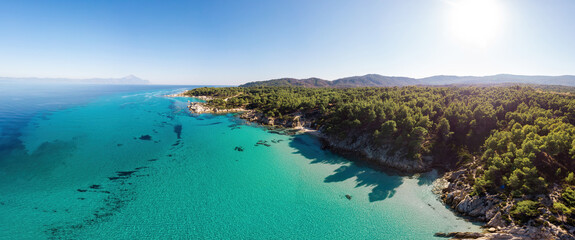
[553,202,572,215]
[562,187,575,207]
[510,200,540,224]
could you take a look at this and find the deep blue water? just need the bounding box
[0,84,197,153]
[0,83,480,239]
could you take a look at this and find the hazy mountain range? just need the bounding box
[240,74,575,88]
[0,75,149,84]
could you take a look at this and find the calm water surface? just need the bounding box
[0,83,481,239]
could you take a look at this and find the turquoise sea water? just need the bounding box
[0,84,481,239]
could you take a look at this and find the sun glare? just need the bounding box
[448,0,504,47]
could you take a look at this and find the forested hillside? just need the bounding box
[239,74,575,88]
[186,86,575,232]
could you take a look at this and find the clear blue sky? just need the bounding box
[1,0,574,85]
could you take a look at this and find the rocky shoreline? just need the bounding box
[236,109,431,173]
[181,93,573,239]
[185,99,323,135]
[322,133,430,173]
[188,102,245,114]
[436,168,575,239]
[184,98,426,172]
[164,92,188,97]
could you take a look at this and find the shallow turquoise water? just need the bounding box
[0,86,481,239]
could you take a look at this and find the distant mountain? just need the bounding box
[0,75,149,84]
[419,74,575,86]
[240,74,575,88]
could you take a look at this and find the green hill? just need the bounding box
[240,74,575,88]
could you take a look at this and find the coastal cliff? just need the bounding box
[232,108,429,172]
[320,132,430,173]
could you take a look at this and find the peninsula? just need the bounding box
[181,78,575,239]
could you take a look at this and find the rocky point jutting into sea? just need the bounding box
[187,99,429,173]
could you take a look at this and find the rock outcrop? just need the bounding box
[438,169,575,240]
[188,102,245,114]
[164,92,187,97]
[239,111,311,129]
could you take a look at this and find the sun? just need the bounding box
[447,0,504,47]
